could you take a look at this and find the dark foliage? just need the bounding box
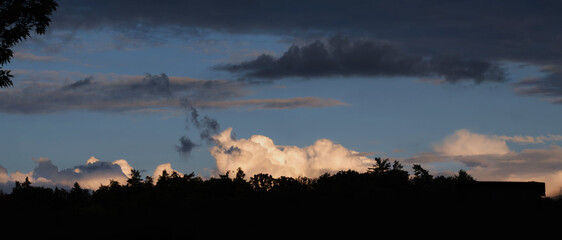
[0,0,58,87]
[0,160,559,230]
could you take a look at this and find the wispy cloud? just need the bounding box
[497,134,562,144]
[0,71,345,114]
[196,97,347,110]
[512,66,562,105]
[13,51,66,62]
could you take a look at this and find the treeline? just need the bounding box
[1,158,560,218]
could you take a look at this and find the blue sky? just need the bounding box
[2,0,562,195]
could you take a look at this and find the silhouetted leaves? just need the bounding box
[368,157,391,174]
[0,0,58,87]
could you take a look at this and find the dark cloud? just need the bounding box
[176,136,198,158]
[61,76,93,90]
[51,0,562,64]
[198,116,220,144]
[513,69,562,103]
[187,105,220,144]
[176,103,221,159]
[215,36,506,84]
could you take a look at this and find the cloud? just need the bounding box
[13,52,66,62]
[406,129,562,196]
[0,72,243,114]
[176,136,199,159]
[33,157,130,190]
[113,159,134,178]
[48,0,562,66]
[211,128,376,178]
[0,165,8,179]
[196,97,347,110]
[497,134,562,144]
[175,104,222,159]
[512,68,562,104]
[0,157,131,190]
[0,157,185,191]
[215,36,506,84]
[433,129,510,157]
[466,146,562,196]
[179,96,345,160]
[152,163,183,181]
[0,71,342,114]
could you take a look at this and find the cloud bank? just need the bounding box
[211,128,375,178]
[0,156,129,191]
[0,157,184,192]
[216,36,506,84]
[48,0,562,66]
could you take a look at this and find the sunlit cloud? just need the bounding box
[152,163,183,181]
[211,128,375,178]
[0,157,187,192]
[433,129,510,156]
[406,129,562,196]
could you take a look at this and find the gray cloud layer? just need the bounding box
[215,36,506,83]
[0,72,345,114]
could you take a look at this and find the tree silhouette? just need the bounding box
[412,164,433,186]
[126,169,143,187]
[250,173,274,192]
[0,0,58,87]
[454,169,475,183]
[367,157,391,174]
[69,182,89,203]
[157,169,170,186]
[234,167,246,182]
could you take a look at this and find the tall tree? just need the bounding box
[126,169,143,187]
[367,157,391,174]
[0,0,58,87]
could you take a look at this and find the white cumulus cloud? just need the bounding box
[211,128,376,178]
[434,129,510,156]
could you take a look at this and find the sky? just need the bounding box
[2,0,562,195]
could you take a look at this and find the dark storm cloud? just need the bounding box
[215,36,506,84]
[51,0,562,64]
